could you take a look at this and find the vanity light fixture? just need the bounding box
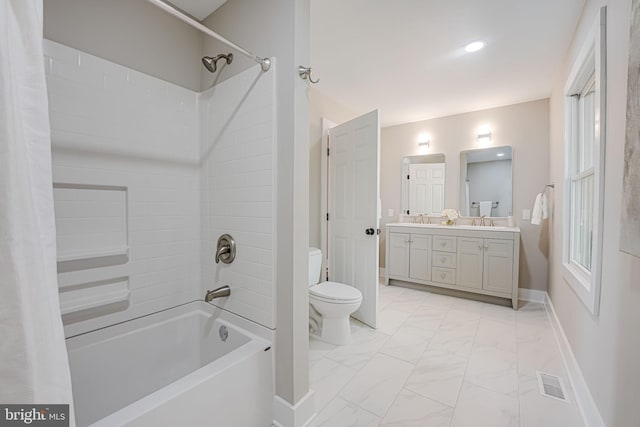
[477,125,491,145]
[464,41,485,53]
[417,134,430,154]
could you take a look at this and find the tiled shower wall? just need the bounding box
[199,64,276,329]
[45,40,200,337]
[44,40,277,335]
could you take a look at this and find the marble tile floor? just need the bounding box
[308,282,584,427]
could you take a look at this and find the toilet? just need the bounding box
[308,247,362,345]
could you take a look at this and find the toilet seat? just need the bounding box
[309,281,362,304]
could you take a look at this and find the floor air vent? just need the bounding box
[537,371,568,402]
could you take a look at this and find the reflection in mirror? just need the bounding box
[459,146,512,217]
[401,154,445,216]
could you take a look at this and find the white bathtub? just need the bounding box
[66,301,274,427]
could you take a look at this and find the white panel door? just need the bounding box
[408,163,445,214]
[328,110,380,328]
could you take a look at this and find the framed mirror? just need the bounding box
[401,153,446,216]
[459,146,512,217]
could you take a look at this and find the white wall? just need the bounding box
[44,0,203,91]
[548,0,640,424]
[45,41,201,337]
[200,63,277,329]
[381,99,550,291]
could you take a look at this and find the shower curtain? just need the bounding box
[0,0,74,417]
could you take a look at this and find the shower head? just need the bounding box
[201,53,234,73]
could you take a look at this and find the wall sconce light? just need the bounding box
[477,125,491,145]
[418,134,430,153]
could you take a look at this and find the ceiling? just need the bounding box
[311,0,585,127]
[168,0,228,20]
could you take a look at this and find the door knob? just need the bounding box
[365,228,375,235]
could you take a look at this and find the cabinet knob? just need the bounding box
[484,245,489,249]
[479,244,483,250]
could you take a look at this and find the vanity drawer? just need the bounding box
[433,236,456,253]
[432,267,456,285]
[432,251,456,268]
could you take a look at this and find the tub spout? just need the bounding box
[205,285,231,302]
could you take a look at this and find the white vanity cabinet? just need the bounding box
[386,224,520,309]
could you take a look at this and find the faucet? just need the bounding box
[215,234,236,264]
[215,245,230,263]
[205,285,231,302]
[480,215,486,226]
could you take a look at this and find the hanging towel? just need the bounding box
[464,181,470,216]
[532,193,544,225]
[479,200,492,217]
[541,192,550,220]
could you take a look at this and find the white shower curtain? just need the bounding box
[0,0,74,416]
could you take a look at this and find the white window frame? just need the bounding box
[562,6,606,315]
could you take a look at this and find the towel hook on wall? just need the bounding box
[298,66,319,84]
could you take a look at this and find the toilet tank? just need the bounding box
[308,248,323,286]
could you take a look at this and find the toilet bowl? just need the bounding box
[308,248,362,345]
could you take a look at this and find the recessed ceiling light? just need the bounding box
[497,153,505,157]
[464,41,485,53]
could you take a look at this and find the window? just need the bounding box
[562,7,606,315]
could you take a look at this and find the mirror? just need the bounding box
[401,154,446,216]
[459,146,512,217]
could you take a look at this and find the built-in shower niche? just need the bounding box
[53,183,130,317]
[60,277,130,323]
[54,183,128,268]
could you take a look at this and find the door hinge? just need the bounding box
[407,174,410,180]
[326,212,329,221]
[327,148,330,156]
[406,210,410,215]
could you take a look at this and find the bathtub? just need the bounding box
[66,301,274,427]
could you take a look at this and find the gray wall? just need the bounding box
[381,99,550,291]
[43,0,203,91]
[548,0,640,424]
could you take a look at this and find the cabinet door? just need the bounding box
[388,233,410,278]
[483,239,514,294]
[409,234,432,281]
[455,237,483,289]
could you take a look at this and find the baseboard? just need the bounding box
[545,294,605,427]
[518,288,547,303]
[272,390,316,427]
[379,267,387,278]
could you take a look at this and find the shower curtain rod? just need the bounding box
[145,0,271,71]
